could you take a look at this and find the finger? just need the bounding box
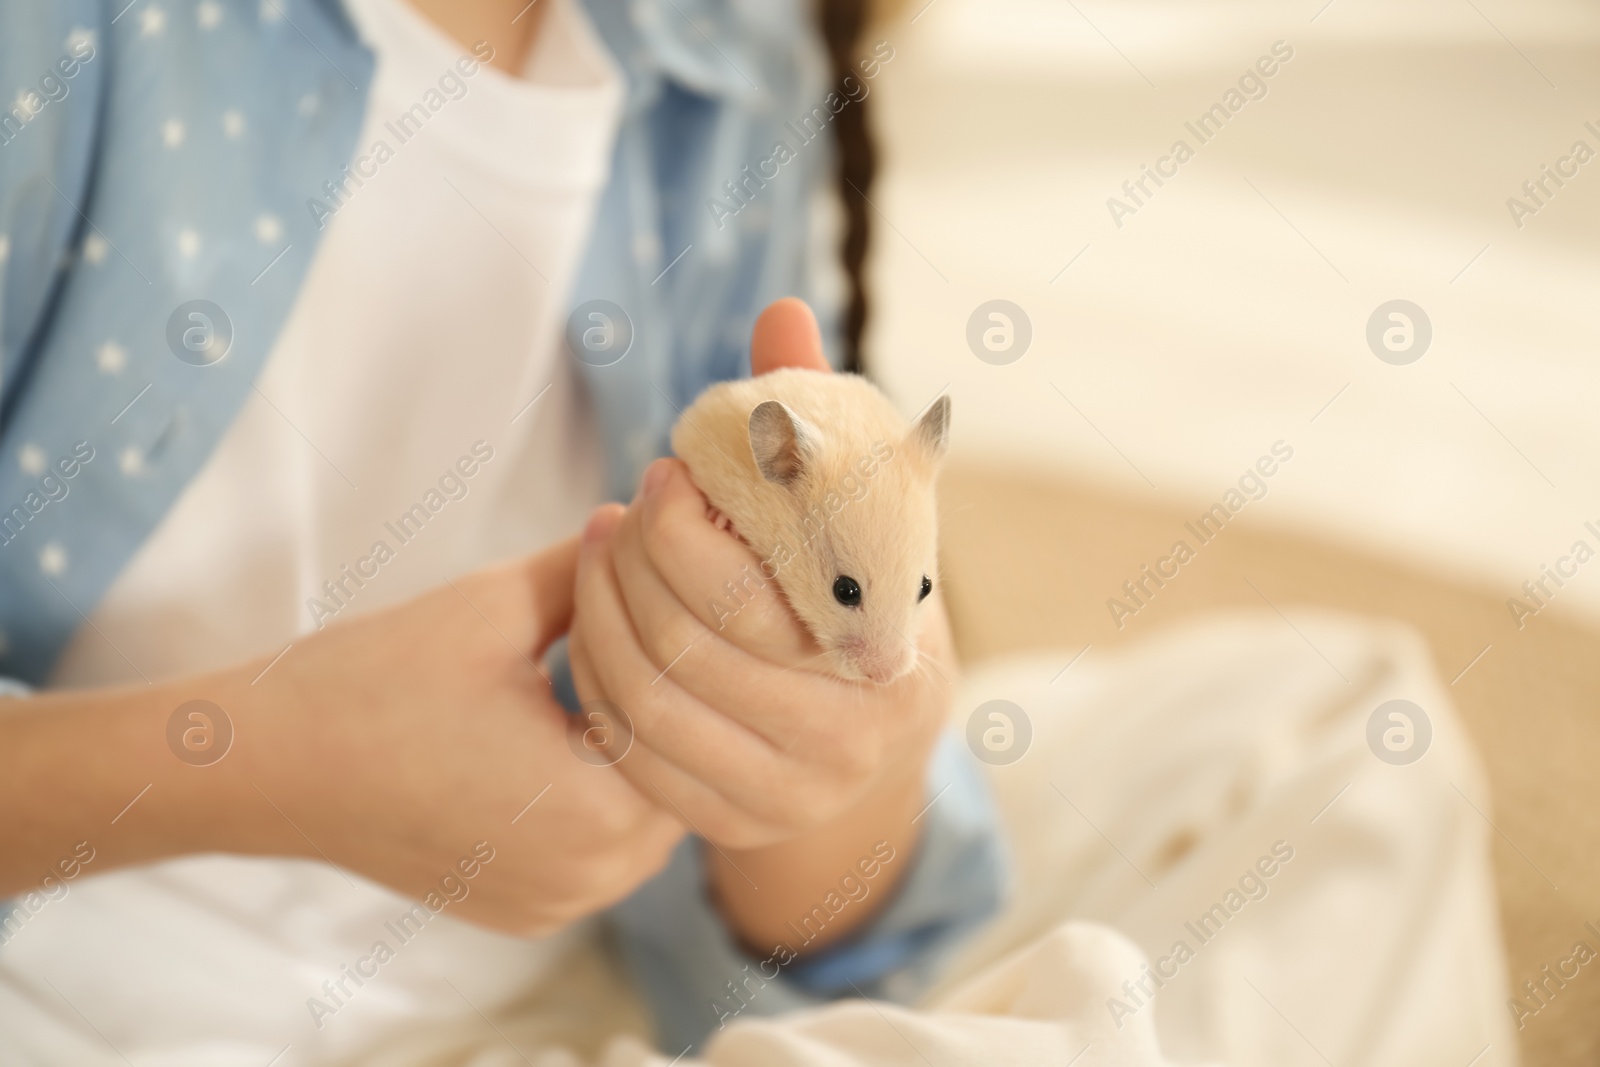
[750,297,830,375]
[567,620,799,841]
[582,498,888,809]
[624,751,800,851]
[607,502,854,757]
[571,508,793,796]
[626,465,897,766]
[608,732,789,849]
[631,459,820,669]
[525,534,582,657]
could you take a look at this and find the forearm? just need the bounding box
[0,662,287,897]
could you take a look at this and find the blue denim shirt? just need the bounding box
[0,0,1004,1053]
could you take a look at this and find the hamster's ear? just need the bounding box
[749,400,817,486]
[909,395,951,464]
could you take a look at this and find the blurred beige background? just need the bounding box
[862,1,1600,1062]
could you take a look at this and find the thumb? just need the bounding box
[524,533,582,655]
[750,297,831,376]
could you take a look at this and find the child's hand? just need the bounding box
[206,540,682,934]
[568,469,952,849]
[565,298,957,950]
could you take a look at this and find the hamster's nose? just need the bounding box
[849,641,915,685]
[863,662,897,685]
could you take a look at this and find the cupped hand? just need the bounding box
[565,299,957,851]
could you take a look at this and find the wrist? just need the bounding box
[707,757,929,957]
[183,653,311,859]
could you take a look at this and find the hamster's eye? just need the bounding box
[919,575,933,602]
[833,575,861,607]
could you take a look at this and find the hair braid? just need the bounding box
[816,0,876,375]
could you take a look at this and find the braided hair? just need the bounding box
[816,0,877,375]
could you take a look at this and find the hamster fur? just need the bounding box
[671,367,949,684]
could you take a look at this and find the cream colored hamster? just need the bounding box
[671,368,950,684]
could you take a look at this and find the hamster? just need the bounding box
[671,367,950,685]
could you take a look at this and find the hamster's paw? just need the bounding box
[707,506,737,538]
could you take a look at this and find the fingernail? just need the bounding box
[641,460,670,497]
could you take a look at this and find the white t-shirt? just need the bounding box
[5,1,624,1062]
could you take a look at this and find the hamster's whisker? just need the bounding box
[914,648,949,685]
[905,657,934,688]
